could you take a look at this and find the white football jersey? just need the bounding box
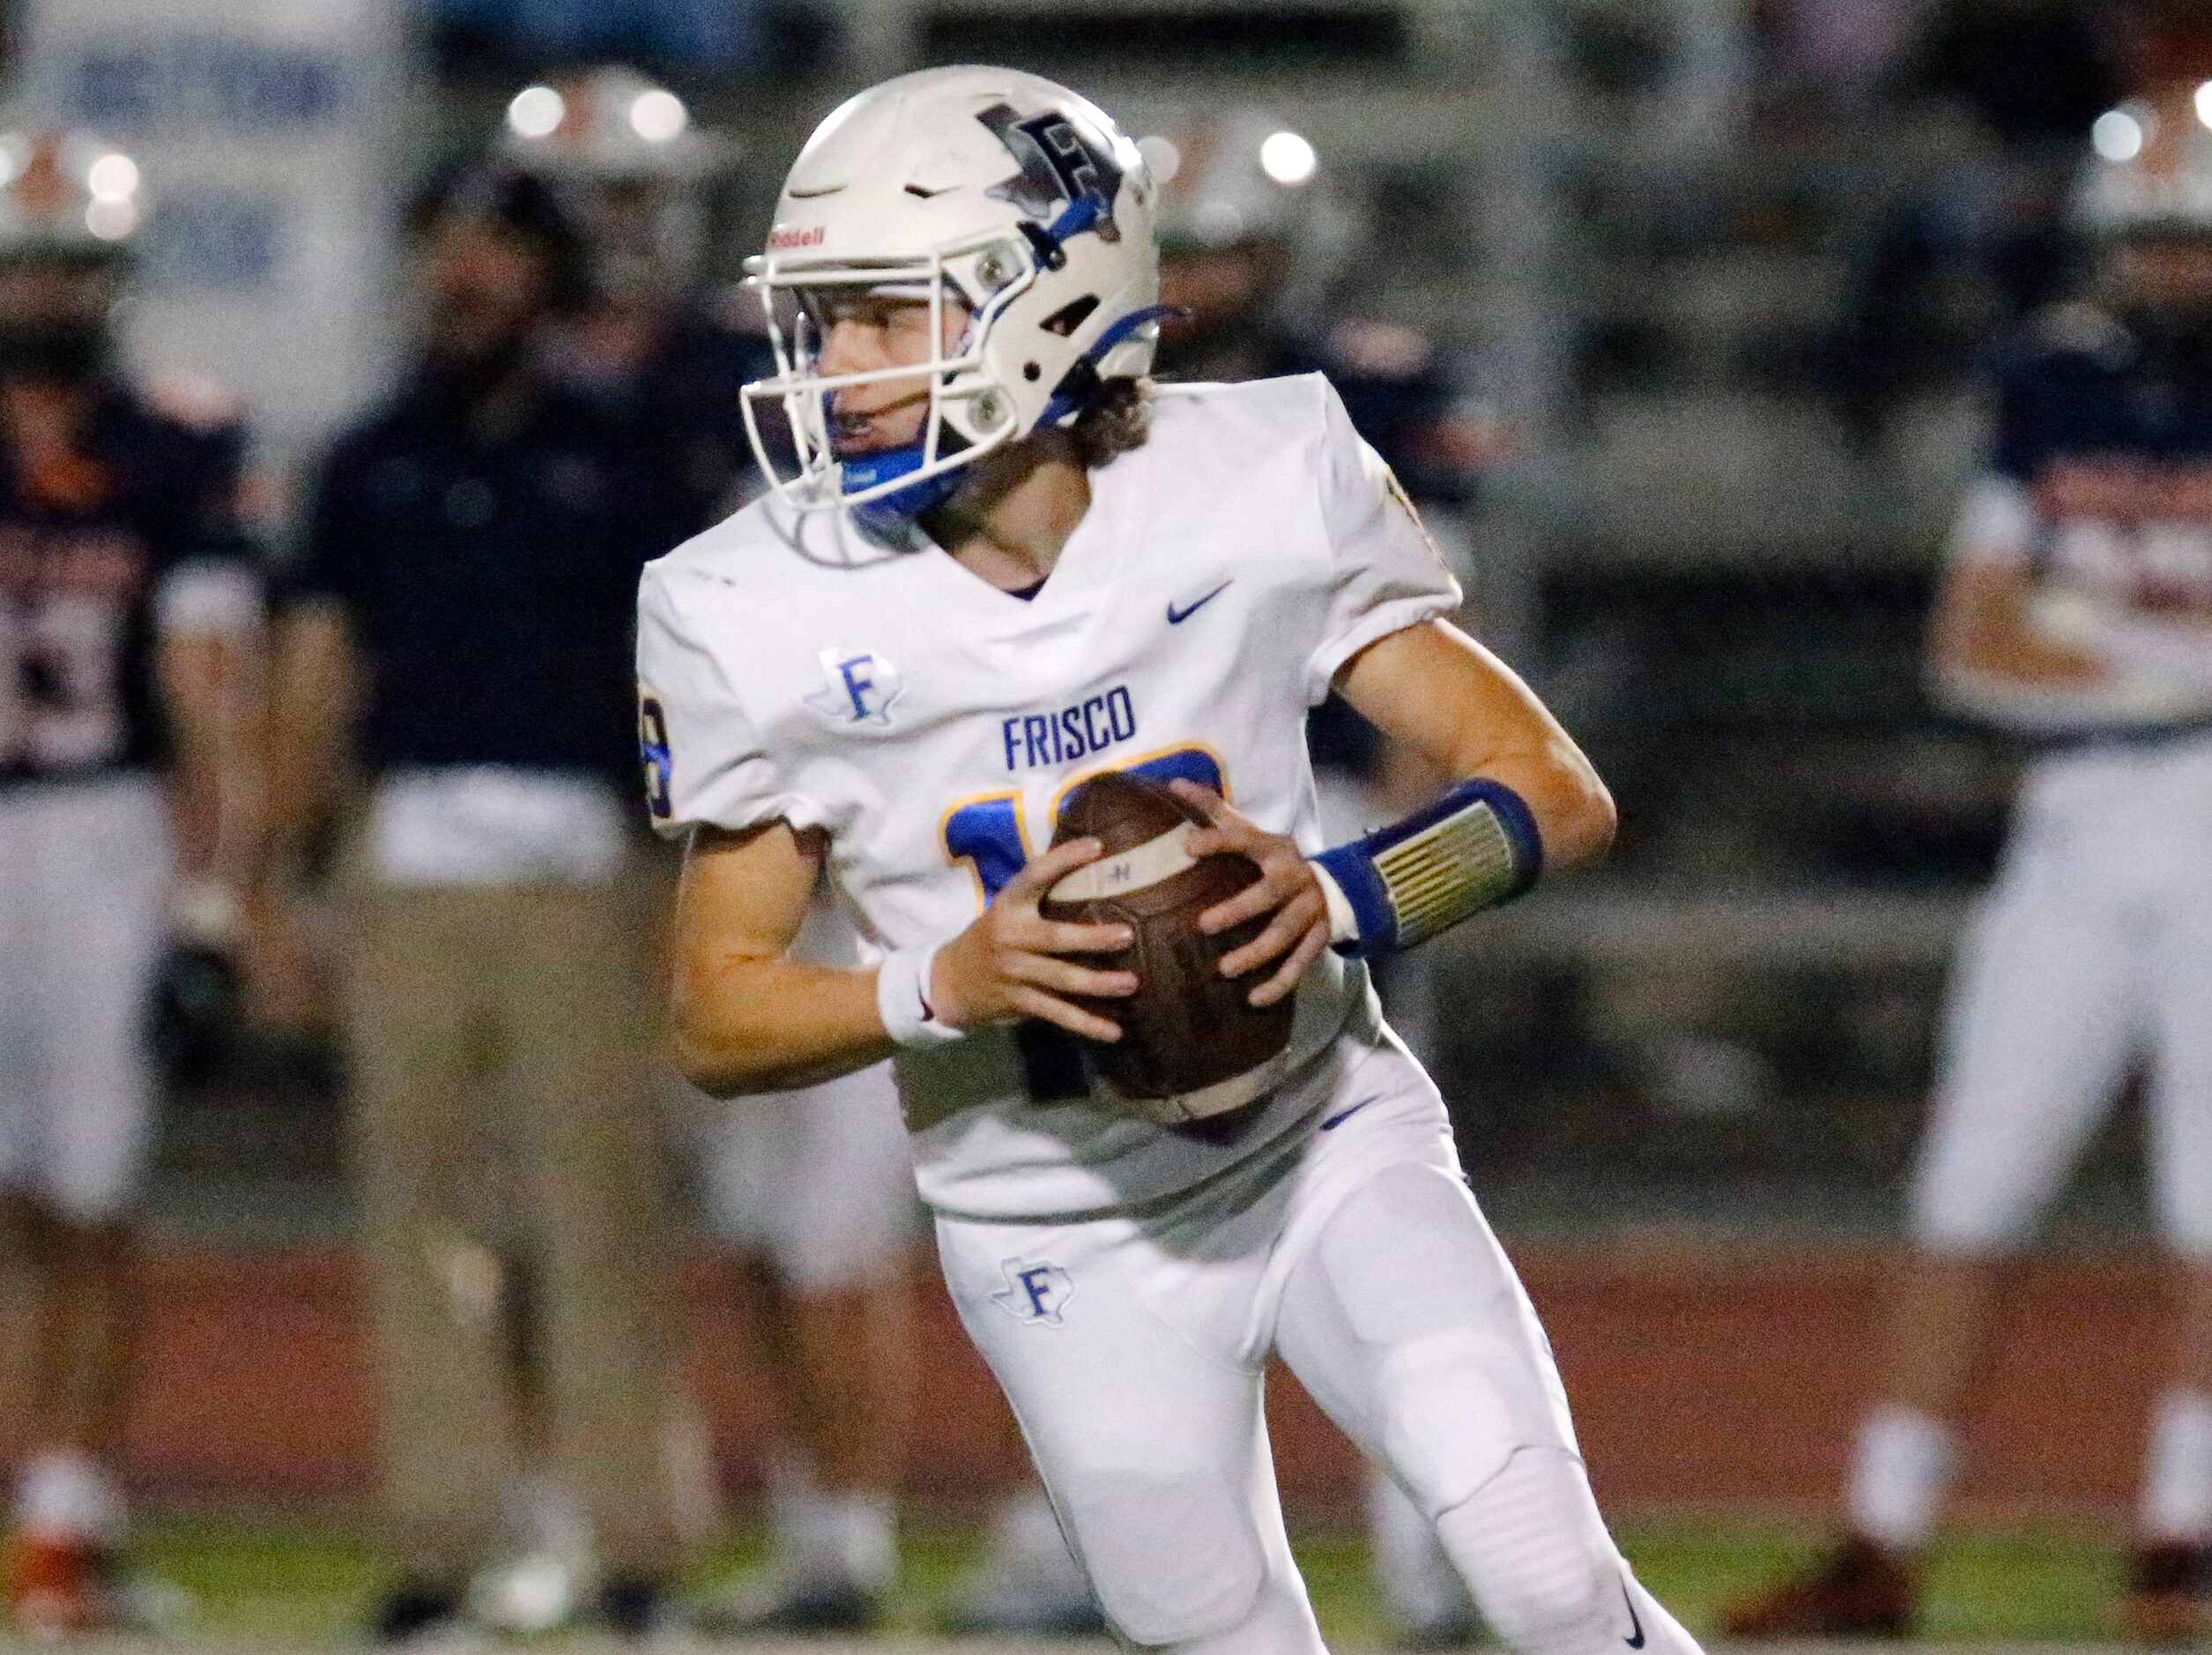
[636,375,1461,1220]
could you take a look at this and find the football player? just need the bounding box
[0,130,261,1631]
[502,67,917,1633]
[640,68,1706,1655]
[1723,71,2212,1641]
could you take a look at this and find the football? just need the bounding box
[1039,771,1297,1125]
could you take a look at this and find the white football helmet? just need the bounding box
[0,129,145,262]
[500,67,731,295]
[2074,82,2212,241]
[741,66,1163,541]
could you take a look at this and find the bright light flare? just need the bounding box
[507,85,565,139]
[2093,108,2145,163]
[629,89,688,143]
[85,197,137,240]
[87,152,138,202]
[1258,130,1318,186]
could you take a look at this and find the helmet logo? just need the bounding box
[978,104,1122,242]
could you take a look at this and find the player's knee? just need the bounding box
[1373,1324,1573,1518]
[1058,1466,1267,1646]
[1436,1448,1631,1654]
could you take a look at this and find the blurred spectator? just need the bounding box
[264,165,685,1642]
[0,129,262,1634]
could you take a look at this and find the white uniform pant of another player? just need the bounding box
[700,1061,915,1293]
[940,1034,1702,1655]
[0,777,168,1221]
[1911,732,2212,1258]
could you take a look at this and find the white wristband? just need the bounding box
[1310,860,1362,946]
[876,943,965,1048]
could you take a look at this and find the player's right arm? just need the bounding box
[670,821,1132,1097]
[643,560,1133,1098]
[1928,543,2107,692]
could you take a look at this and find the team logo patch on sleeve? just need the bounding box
[804,647,905,727]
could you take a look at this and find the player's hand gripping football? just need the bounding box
[930,838,1139,1040]
[1172,781,1332,1007]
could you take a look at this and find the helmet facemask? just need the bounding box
[744,232,1045,540]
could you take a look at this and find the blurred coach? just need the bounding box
[266,167,684,1640]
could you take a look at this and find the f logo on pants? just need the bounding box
[992,1258,1073,1327]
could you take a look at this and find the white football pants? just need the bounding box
[1912,731,2212,1255]
[937,1035,1702,1654]
[0,776,168,1221]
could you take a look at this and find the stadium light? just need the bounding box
[506,84,565,139]
[629,89,688,143]
[1259,130,1318,186]
[87,152,137,202]
[85,197,136,240]
[1137,134,1181,185]
[2093,108,2144,163]
[2197,80,2212,130]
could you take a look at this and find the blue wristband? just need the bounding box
[1311,777,1543,960]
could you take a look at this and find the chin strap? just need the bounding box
[839,440,968,545]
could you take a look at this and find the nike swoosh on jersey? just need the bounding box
[1622,1582,1645,1649]
[1319,1098,1376,1132]
[1167,581,1232,624]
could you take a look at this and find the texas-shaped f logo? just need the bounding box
[991,1257,1073,1327]
[805,647,904,727]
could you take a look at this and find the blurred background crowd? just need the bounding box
[0,0,2207,1645]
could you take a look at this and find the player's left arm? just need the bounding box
[1332,617,1614,863]
[1184,618,1613,1005]
[155,430,268,944]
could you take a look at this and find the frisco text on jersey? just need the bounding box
[1001,685,1137,773]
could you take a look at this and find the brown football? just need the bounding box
[1039,771,1296,1125]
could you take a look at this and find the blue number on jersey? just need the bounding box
[639,694,673,821]
[941,747,1228,1102]
[943,748,1226,905]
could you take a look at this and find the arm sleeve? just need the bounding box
[635,563,826,837]
[1303,377,1465,704]
[1945,473,2038,569]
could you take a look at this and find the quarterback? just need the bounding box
[640,68,1703,1654]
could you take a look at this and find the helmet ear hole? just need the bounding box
[1023,362,1042,381]
[1041,295,1101,337]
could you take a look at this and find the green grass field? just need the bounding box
[119,1514,2132,1646]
